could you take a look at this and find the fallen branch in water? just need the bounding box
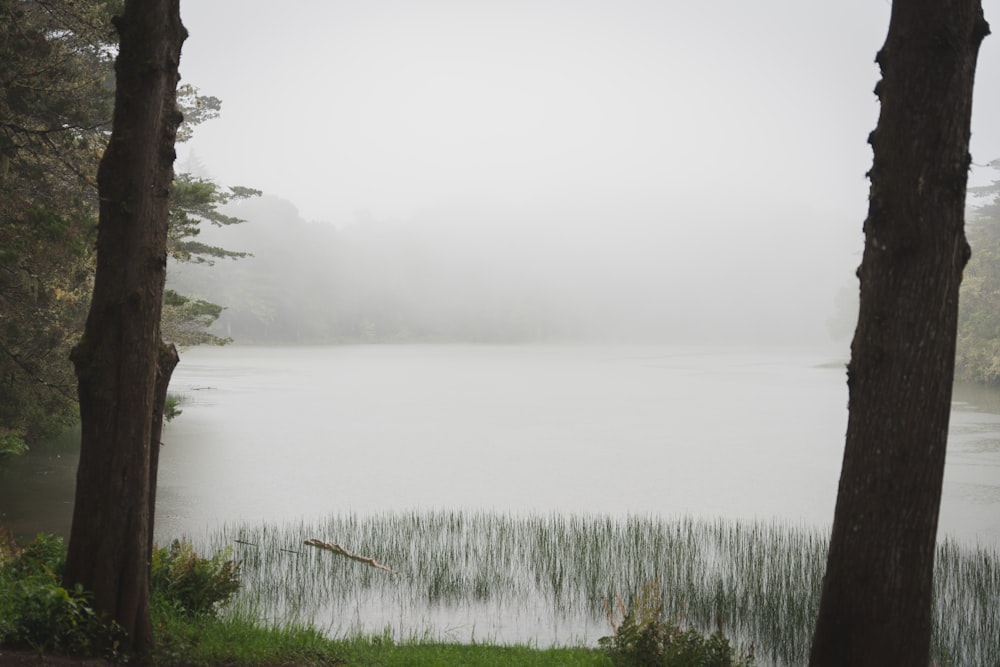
[304,538,400,574]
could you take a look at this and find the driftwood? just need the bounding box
[304,538,400,574]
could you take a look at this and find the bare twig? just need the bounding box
[304,538,400,574]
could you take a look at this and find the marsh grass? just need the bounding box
[153,606,343,667]
[196,512,998,666]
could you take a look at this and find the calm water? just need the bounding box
[2,344,999,546]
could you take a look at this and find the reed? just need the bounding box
[194,512,998,666]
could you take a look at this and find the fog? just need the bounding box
[172,1,1000,346]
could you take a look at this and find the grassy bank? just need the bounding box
[3,512,997,665]
[197,511,998,666]
[154,610,611,667]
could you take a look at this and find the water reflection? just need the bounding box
[2,347,999,547]
[941,384,1000,543]
[0,427,79,538]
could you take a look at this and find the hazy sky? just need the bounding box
[177,1,999,221]
[172,1,1000,343]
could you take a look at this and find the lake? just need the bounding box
[4,343,999,658]
[2,343,998,546]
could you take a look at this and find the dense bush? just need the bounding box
[0,428,28,457]
[0,533,125,658]
[599,580,754,667]
[1,533,242,659]
[4,581,125,656]
[150,539,241,618]
[4,532,65,579]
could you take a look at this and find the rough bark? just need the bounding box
[148,342,180,561]
[63,0,186,654]
[809,2,989,666]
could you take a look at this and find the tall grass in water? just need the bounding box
[197,512,998,666]
[932,539,1000,666]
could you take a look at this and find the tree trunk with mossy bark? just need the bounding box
[809,2,989,665]
[63,0,186,654]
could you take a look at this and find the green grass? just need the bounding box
[154,607,344,666]
[193,511,999,667]
[330,636,610,667]
[4,513,997,666]
[153,608,610,666]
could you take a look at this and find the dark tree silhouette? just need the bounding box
[62,0,186,654]
[810,1,989,665]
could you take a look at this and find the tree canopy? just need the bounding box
[0,0,114,450]
[161,173,258,346]
[0,0,253,454]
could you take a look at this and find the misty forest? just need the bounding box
[1,1,999,666]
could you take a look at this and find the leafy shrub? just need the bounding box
[599,579,754,667]
[4,580,125,656]
[6,532,66,579]
[150,539,240,618]
[0,533,125,658]
[0,427,28,457]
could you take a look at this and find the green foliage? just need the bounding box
[153,608,346,667]
[0,533,125,658]
[162,173,258,348]
[3,580,125,657]
[161,289,232,347]
[168,173,257,265]
[164,392,185,421]
[0,0,110,446]
[175,84,221,143]
[0,4,252,446]
[0,534,245,661]
[5,532,66,579]
[151,607,605,667]
[599,580,754,667]
[0,427,28,457]
[150,539,241,618]
[332,634,610,666]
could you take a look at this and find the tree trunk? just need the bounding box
[63,0,186,655]
[148,342,180,561]
[809,2,989,666]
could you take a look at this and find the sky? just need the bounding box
[172,0,1000,344]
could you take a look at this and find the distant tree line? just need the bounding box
[956,159,1000,385]
[172,180,1000,373]
[167,196,599,345]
